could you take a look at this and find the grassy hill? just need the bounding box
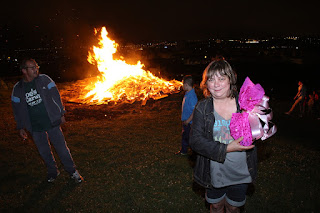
[0,82,319,212]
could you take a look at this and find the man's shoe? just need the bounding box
[47,171,60,183]
[175,151,187,156]
[71,170,84,183]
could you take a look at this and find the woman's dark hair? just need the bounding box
[200,57,237,98]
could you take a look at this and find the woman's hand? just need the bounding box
[227,137,255,152]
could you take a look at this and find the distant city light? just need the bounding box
[286,36,298,40]
[245,39,259,44]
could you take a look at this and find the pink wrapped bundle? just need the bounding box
[238,77,265,111]
[230,112,252,146]
[230,77,277,146]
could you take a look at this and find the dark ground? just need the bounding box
[0,79,319,212]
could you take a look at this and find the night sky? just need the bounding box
[2,0,320,46]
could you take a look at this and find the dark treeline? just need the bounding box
[1,37,320,101]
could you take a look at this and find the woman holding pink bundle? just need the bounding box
[190,58,257,213]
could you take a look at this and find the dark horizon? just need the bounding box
[2,0,320,48]
[2,0,320,99]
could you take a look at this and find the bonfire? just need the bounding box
[63,27,182,105]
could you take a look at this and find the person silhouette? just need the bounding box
[285,80,306,116]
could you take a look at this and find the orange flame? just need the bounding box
[80,27,182,104]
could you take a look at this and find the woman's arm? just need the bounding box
[190,105,228,163]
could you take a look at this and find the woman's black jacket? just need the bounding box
[189,96,258,188]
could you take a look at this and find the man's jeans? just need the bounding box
[181,123,191,154]
[32,126,76,176]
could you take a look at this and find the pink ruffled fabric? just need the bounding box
[230,77,276,146]
[230,112,253,146]
[238,77,265,111]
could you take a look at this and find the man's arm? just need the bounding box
[43,75,66,115]
[11,83,24,130]
[183,111,194,125]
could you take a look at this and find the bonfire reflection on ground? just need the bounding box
[59,76,181,106]
[59,81,183,121]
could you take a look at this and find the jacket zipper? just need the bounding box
[52,97,62,113]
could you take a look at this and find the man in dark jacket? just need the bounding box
[11,58,84,183]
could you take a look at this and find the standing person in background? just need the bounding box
[312,90,319,118]
[307,93,314,117]
[285,80,307,116]
[175,75,198,155]
[190,58,256,213]
[11,58,84,183]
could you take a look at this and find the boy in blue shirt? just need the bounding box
[176,75,198,155]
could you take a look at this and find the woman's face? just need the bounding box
[206,72,230,99]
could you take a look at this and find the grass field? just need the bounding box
[0,83,319,213]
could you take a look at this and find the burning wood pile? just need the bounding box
[61,27,182,105]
